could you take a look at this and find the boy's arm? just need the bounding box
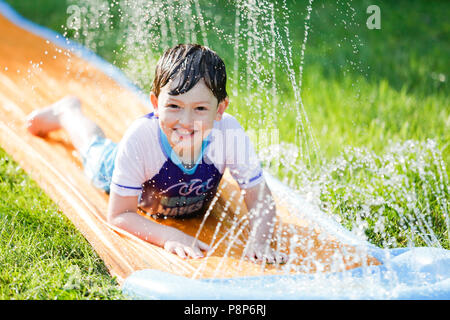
[243,180,287,264]
[107,191,210,259]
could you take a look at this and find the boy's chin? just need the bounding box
[171,140,202,152]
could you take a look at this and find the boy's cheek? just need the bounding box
[159,117,177,130]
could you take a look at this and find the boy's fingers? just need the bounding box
[262,253,275,264]
[255,251,264,262]
[245,249,257,262]
[185,246,203,259]
[246,248,286,265]
[174,246,187,259]
[197,240,211,252]
[165,239,210,259]
[278,252,288,264]
[268,251,286,264]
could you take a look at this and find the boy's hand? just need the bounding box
[242,181,287,265]
[164,229,211,259]
[245,242,287,265]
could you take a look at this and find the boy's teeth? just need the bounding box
[177,129,193,135]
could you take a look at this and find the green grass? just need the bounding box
[0,149,126,299]
[1,0,449,299]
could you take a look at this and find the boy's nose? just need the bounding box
[179,109,193,126]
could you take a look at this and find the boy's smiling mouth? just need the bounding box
[173,127,197,140]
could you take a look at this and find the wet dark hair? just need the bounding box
[151,44,227,103]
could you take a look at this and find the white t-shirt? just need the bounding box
[110,112,263,217]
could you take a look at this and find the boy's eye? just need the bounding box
[196,106,207,111]
[167,104,179,109]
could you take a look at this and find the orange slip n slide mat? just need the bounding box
[2,1,448,300]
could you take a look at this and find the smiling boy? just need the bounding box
[26,44,286,264]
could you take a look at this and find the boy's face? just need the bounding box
[150,78,228,156]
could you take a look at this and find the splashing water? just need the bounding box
[260,139,449,250]
[63,0,449,289]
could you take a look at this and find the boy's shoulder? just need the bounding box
[121,112,159,142]
[133,111,159,128]
[214,112,244,130]
[219,112,235,122]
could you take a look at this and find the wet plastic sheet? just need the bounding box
[122,240,450,300]
[123,173,450,299]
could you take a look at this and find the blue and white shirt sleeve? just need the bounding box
[110,119,152,197]
[221,114,264,189]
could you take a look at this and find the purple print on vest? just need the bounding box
[138,159,222,218]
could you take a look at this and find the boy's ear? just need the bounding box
[215,97,229,121]
[150,92,159,116]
